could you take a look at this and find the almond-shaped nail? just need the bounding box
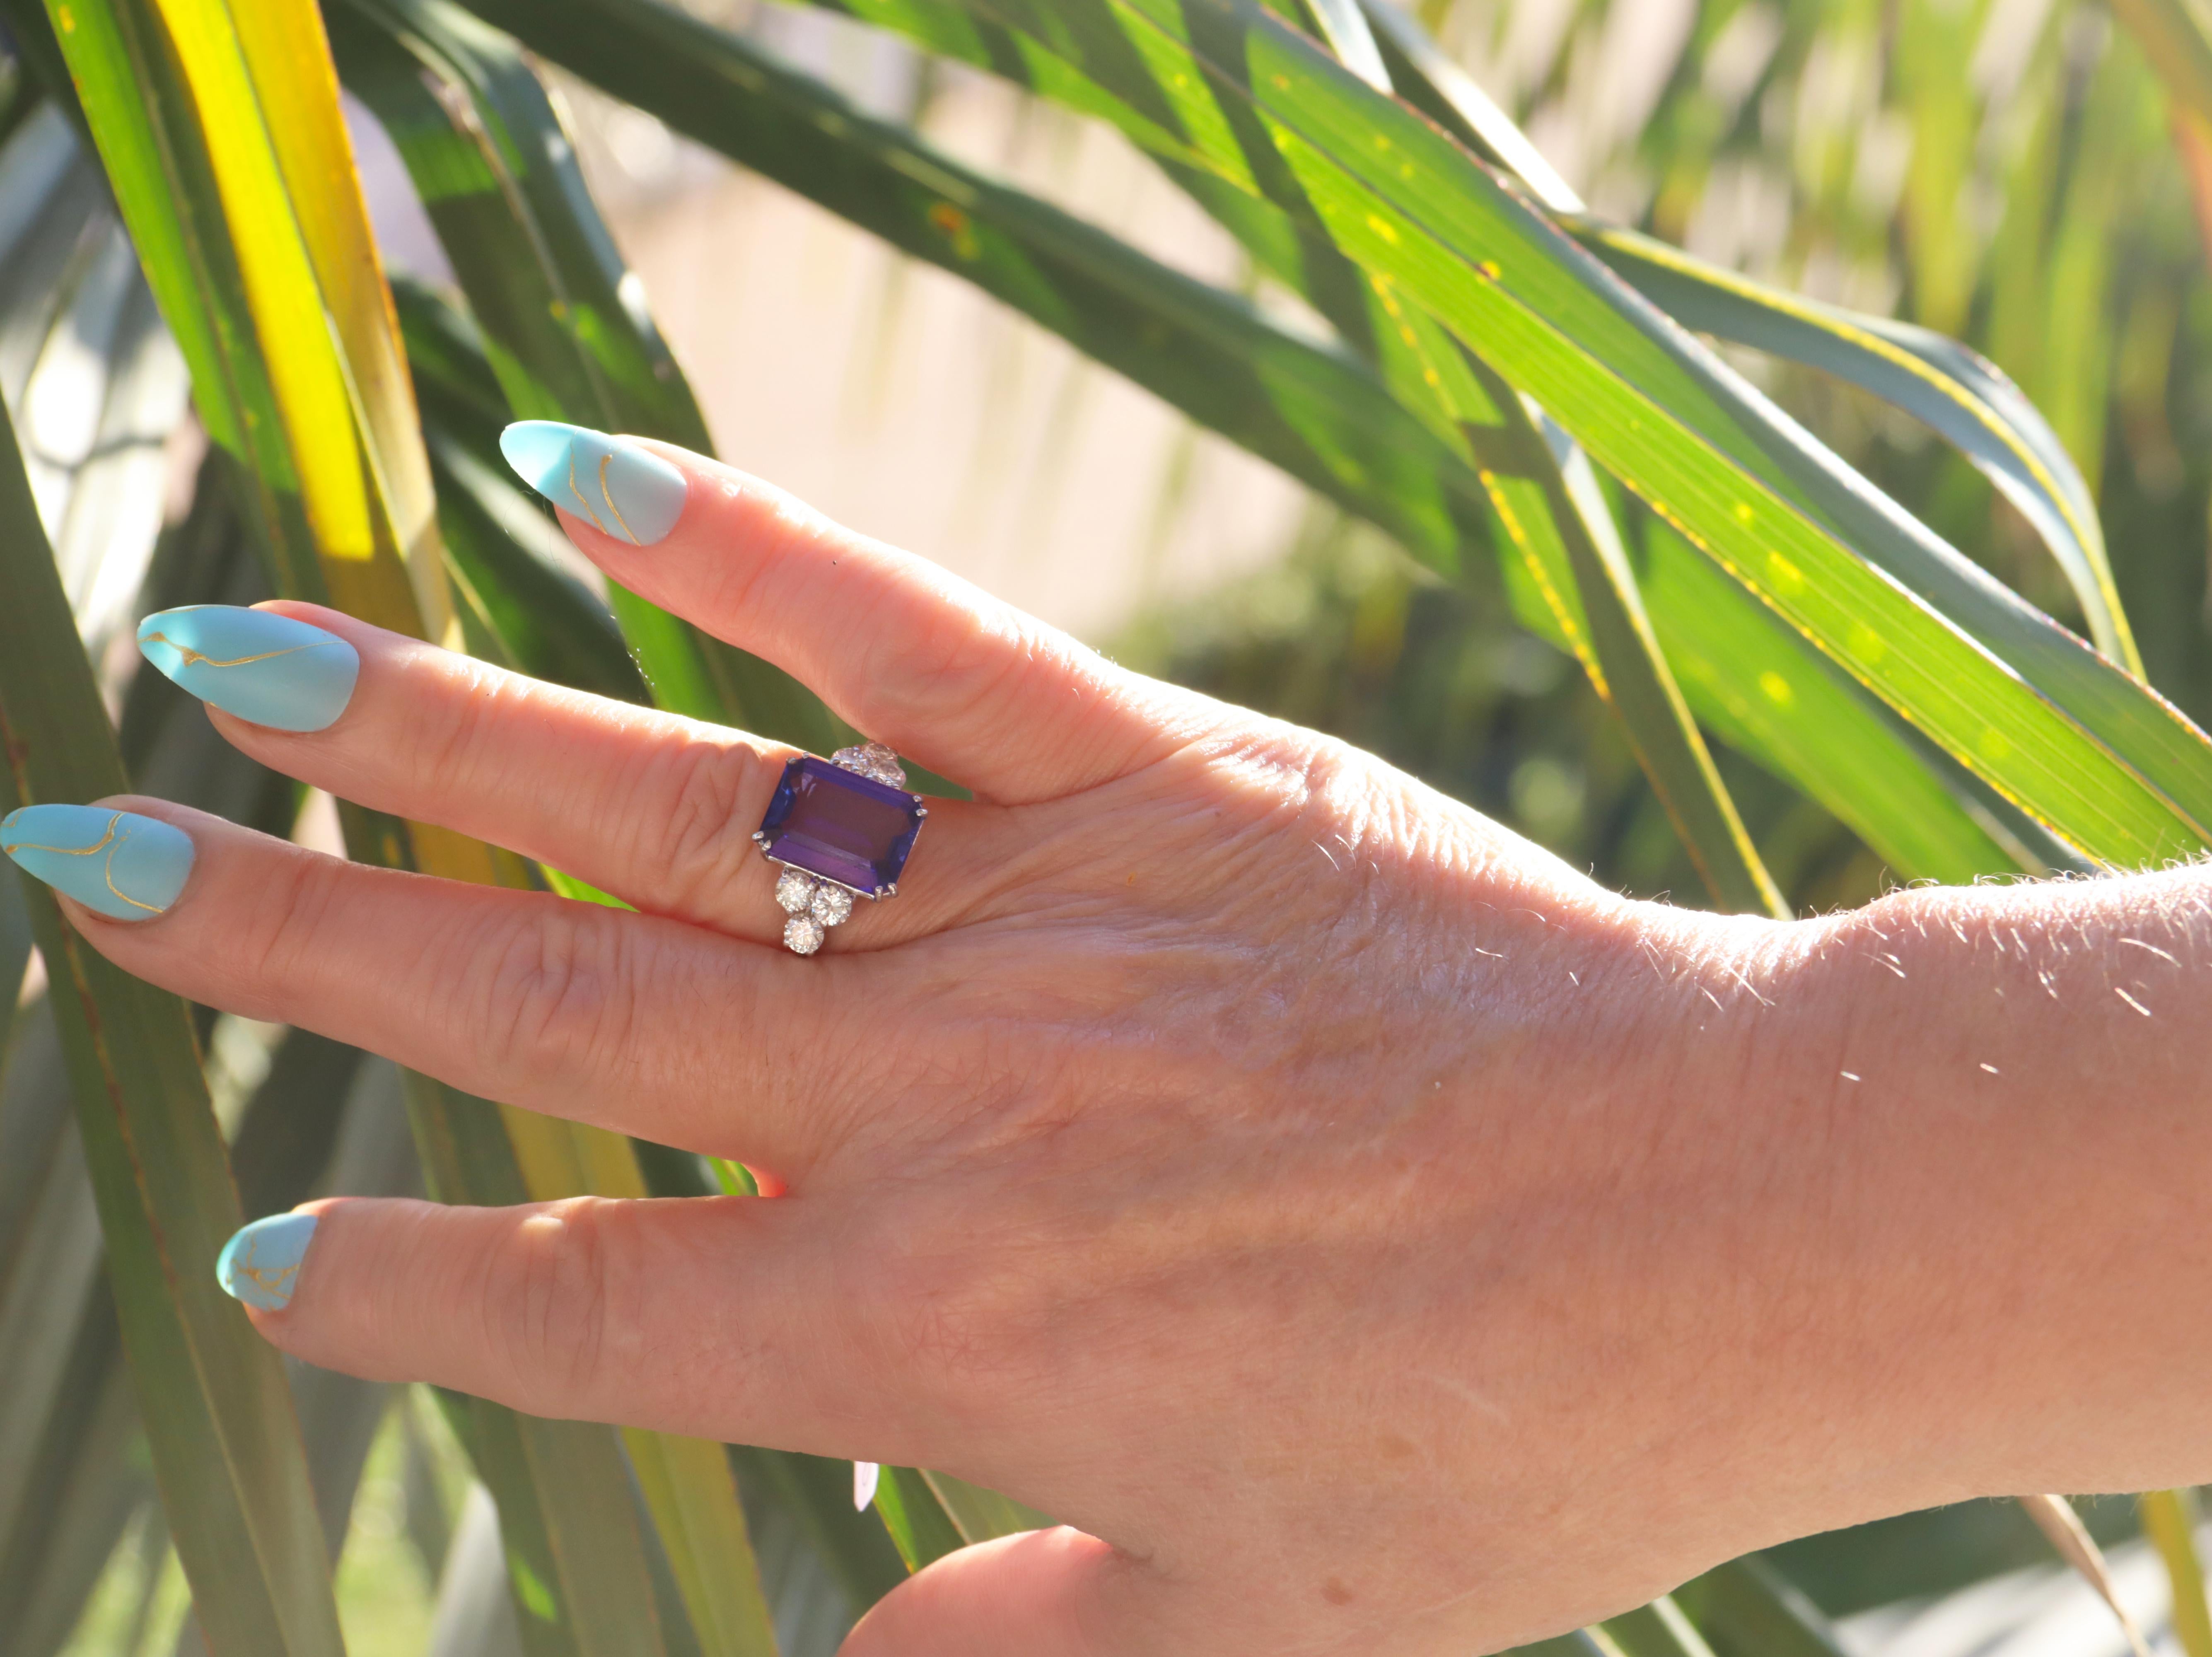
[1,804,193,920]
[499,420,688,546]
[137,605,360,732]
[217,1212,319,1312]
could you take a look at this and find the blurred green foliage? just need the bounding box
[1136,0,2212,913]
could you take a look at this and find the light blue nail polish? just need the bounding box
[217,1212,319,1312]
[499,420,688,546]
[1,804,193,921]
[137,605,360,732]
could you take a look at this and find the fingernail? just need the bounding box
[217,1212,319,1312]
[499,420,688,546]
[137,605,360,732]
[2,804,193,921]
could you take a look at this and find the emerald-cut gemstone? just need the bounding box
[757,756,924,897]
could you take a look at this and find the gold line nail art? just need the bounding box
[566,452,611,534]
[106,835,162,912]
[1,814,119,859]
[233,1258,302,1297]
[140,633,320,671]
[0,812,160,913]
[597,451,640,543]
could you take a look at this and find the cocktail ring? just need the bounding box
[752,741,927,955]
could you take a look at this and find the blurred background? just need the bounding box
[18,0,2212,1650]
[439,0,2212,915]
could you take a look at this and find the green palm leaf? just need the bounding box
[1336,0,2137,678]
[871,1469,967,1572]
[1575,225,2138,674]
[452,0,1760,911]
[0,387,346,1655]
[784,0,2034,882]
[846,0,2210,866]
[467,0,2075,886]
[36,0,689,1646]
[1269,9,1781,912]
[326,0,835,751]
[1673,1556,1852,1657]
[1608,1594,1721,1657]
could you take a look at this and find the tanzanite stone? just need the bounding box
[758,756,925,896]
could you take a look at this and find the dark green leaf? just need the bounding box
[0,377,344,1654]
[871,1467,966,1572]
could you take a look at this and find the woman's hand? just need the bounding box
[16,430,2212,1656]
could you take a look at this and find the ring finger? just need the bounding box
[4,797,915,1173]
[140,600,998,949]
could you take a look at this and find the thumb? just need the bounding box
[840,1528,1154,1657]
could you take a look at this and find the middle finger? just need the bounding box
[138,601,986,947]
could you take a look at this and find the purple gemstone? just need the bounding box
[757,756,925,897]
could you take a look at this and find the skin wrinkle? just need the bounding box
[679,468,1163,801]
[505,1200,614,1412]
[412,650,514,796]
[469,901,625,1087]
[234,842,355,1018]
[632,728,780,918]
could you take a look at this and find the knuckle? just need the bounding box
[412,655,515,795]
[239,848,349,1000]
[481,1197,622,1409]
[848,1215,1042,1417]
[874,604,1046,737]
[628,738,761,913]
[467,906,642,1087]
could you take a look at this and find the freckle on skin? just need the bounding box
[1322,1578,1354,1606]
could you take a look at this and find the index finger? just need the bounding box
[498,422,1218,803]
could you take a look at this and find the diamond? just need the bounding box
[833,741,907,787]
[757,756,925,897]
[783,915,825,955]
[775,868,817,914]
[810,884,853,926]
